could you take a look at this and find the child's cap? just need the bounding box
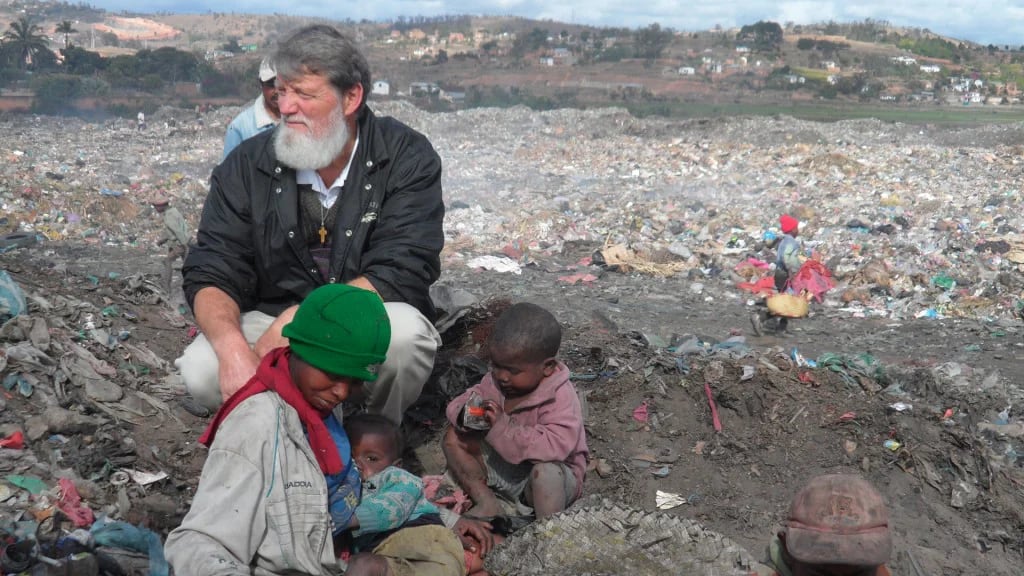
[780,214,799,234]
[282,285,390,381]
[784,474,891,566]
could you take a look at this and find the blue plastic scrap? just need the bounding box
[90,517,169,576]
[0,270,26,322]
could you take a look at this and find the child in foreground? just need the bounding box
[165,284,387,576]
[166,285,492,576]
[344,414,497,576]
[443,302,589,520]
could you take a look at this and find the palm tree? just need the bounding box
[2,17,51,69]
[55,20,77,50]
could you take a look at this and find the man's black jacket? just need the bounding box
[183,107,444,319]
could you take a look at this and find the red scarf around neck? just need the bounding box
[199,347,343,475]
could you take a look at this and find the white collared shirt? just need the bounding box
[296,135,360,209]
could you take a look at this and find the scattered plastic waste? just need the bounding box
[883,440,901,451]
[6,475,47,495]
[791,348,817,368]
[0,431,25,450]
[889,402,913,412]
[651,466,671,478]
[465,255,522,274]
[0,270,27,321]
[632,400,650,423]
[931,274,956,290]
[90,517,169,576]
[655,490,688,510]
[995,406,1011,425]
[462,392,491,431]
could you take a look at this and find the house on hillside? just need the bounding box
[409,82,439,97]
[891,55,917,65]
[552,47,574,66]
[920,64,941,73]
[372,80,390,96]
[204,49,234,61]
[441,89,465,104]
[821,60,839,71]
[678,66,696,75]
[407,28,426,41]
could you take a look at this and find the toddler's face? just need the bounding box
[352,433,398,480]
[488,345,554,398]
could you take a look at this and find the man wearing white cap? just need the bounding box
[222,57,281,159]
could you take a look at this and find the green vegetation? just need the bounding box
[623,100,1024,124]
[55,20,77,50]
[896,36,962,61]
[791,67,831,82]
[634,23,673,60]
[1,17,52,70]
[738,21,783,53]
[0,12,255,115]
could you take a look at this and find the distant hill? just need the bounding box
[4,2,1024,116]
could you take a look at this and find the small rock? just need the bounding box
[27,406,101,441]
[85,379,124,403]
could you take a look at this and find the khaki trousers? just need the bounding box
[175,302,441,426]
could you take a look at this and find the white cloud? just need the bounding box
[86,0,1024,45]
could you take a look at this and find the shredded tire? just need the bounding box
[484,497,765,575]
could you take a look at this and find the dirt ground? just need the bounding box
[1,238,1022,575]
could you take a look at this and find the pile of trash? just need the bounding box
[2,101,1024,573]
[0,263,188,575]
[3,103,1024,324]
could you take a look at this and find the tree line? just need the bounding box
[0,16,251,114]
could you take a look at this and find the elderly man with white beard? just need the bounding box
[177,24,445,428]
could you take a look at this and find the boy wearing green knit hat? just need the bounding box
[168,284,389,575]
[168,284,486,576]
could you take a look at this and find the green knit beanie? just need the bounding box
[282,284,391,381]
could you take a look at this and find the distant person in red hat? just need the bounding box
[752,214,805,335]
[768,474,892,576]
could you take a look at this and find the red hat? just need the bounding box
[784,474,892,566]
[780,214,799,234]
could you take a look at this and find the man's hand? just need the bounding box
[453,517,495,556]
[219,347,261,401]
[253,305,298,358]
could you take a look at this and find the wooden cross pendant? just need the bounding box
[319,226,328,245]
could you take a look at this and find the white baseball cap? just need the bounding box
[258,58,276,82]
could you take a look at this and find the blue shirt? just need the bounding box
[776,233,803,274]
[222,94,277,159]
[322,414,361,535]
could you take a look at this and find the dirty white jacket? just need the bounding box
[164,392,343,576]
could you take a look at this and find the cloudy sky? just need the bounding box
[87,0,1024,46]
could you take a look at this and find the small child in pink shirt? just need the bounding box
[443,303,588,519]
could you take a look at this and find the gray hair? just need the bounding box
[272,25,371,109]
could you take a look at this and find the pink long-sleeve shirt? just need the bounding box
[446,362,588,497]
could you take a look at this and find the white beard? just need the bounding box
[274,103,350,170]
